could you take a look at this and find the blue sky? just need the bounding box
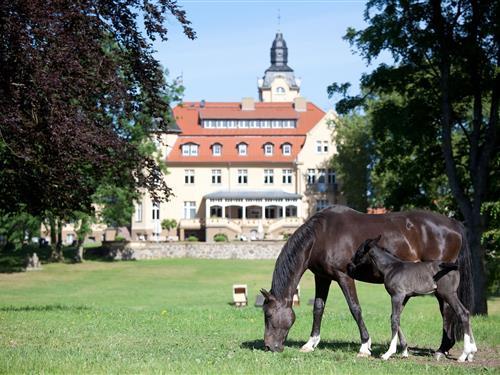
[153,1,387,110]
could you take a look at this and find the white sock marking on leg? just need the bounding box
[300,335,320,352]
[458,334,471,362]
[382,334,398,360]
[359,337,371,355]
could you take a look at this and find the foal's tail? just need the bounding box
[448,222,474,340]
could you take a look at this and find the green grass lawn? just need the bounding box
[0,259,498,374]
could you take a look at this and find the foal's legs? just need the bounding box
[398,296,410,358]
[300,275,331,352]
[382,293,405,360]
[442,293,477,362]
[337,274,371,357]
[435,296,456,360]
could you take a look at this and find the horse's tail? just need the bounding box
[433,262,458,282]
[449,222,474,340]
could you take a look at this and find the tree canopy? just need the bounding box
[330,0,498,314]
[0,0,195,221]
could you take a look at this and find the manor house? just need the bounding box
[131,32,343,242]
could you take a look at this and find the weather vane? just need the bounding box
[277,8,281,31]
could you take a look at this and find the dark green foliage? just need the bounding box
[330,114,372,212]
[329,0,498,314]
[161,219,178,231]
[186,236,198,242]
[0,0,195,220]
[213,233,228,242]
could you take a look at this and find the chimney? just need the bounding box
[241,97,255,111]
[294,96,307,112]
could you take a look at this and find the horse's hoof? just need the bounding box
[435,352,444,361]
[457,354,467,362]
[467,353,474,362]
[299,346,314,353]
[401,349,409,358]
[381,354,390,361]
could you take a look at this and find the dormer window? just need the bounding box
[212,143,222,156]
[238,143,248,156]
[264,143,274,156]
[182,143,198,156]
[282,143,292,156]
[276,86,285,94]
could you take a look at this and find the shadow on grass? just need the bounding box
[0,245,115,273]
[241,339,436,358]
[0,304,91,312]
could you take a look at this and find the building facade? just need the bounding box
[131,33,344,242]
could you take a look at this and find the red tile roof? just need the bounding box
[167,136,305,164]
[167,101,325,164]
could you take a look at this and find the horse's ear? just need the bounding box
[260,288,272,301]
[373,234,382,244]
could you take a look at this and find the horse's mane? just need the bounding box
[271,210,327,299]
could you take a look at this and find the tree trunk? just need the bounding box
[468,213,488,315]
[51,219,64,262]
[75,240,84,263]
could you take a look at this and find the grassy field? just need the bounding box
[0,258,498,374]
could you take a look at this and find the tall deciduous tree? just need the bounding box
[332,0,498,314]
[0,0,195,257]
[329,113,372,212]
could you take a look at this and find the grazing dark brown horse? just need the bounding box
[261,205,472,357]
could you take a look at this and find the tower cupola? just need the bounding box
[270,33,289,69]
[258,32,301,102]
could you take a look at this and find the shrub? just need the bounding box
[213,233,228,242]
[186,235,198,242]
[161,219,177,231]
[115,235,126,242]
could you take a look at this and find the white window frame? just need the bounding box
[323,141,329,153]
[282,169,292,184]
[276,86,285,94]
[212,144,221,156]
[307,169,316,185]
[237,169,248,184]
[135,202,143,222]
[328,169,336,185]
[152,202,160,220]
[318,168,326,183]
[184,169,195,184]
[183,201,196,219]
[282,143,292,156]
[264,143,274,156]
[264,169,274,184]
[212,169,222,184]
[238,143,247,156]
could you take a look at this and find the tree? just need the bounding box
[161,218,177,232]
[331,0,498,314]
[329,113,373,212]
[0,0,195,256]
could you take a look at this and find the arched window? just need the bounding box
[237,143,248,156]
[181,143,198,156]
[282,143,292,156]
[276,86,285,94]
[264,143,274,156]
[212,143,222,156]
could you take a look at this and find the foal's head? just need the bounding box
[260,289,295,352]
[351,235,382,267]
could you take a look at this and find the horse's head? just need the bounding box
[260,288,295,352]
[348,235,382,276]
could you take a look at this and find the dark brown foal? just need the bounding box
[350,236,477,361]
